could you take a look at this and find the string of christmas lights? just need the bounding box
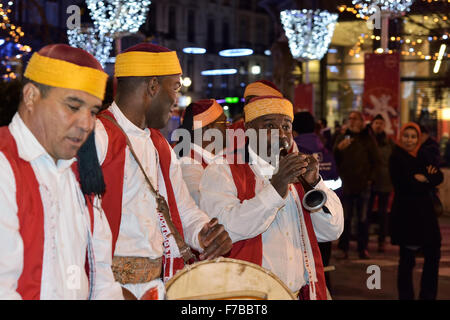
[280,9,338,61]
[352,0,416,18]
[0,1,32,81]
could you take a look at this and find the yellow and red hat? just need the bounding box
[114,43,182,77]
[243,80,283,99]
[244,95,294,123]
[24,44,108,100]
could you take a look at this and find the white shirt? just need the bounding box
[199,146,344,292]
[95,103,211,297]
[179,143,217,205]
[0,113,123,300]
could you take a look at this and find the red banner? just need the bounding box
[363,53,400,138]
[294,83,314,114]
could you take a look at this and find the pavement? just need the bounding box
[326,215,450,300]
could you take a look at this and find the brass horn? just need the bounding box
[280,139,327,212]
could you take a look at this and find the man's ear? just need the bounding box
[22,83,41,111]
[147,77,160,97]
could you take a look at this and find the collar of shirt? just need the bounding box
[248,145,276,180]
[109,101,151,138]
[9,113,76,171]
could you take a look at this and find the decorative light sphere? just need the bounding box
[280,9,338,61]
[352,0,415,17]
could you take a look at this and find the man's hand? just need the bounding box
[414,174,428,183]
[198,218,232,260]
[271,153,308,198]
[302,154,320,186]
[337,137,353,150]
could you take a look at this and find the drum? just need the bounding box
[165,257,296,300]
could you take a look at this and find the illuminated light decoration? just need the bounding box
[183,47,206,54]
[67,26,114,67]
[218,48,253,57]
[328,48,338,53]
[86,0,152,36]
[351,0,415,18]
[280,9,338,61]
[433,44,447,73]
[201,69,238,76]
[225,97,240,103]
[181,77,192,87]
[264,49,271,56]
[69,1,151,67]
[251,65,261,75]
[0,1,32,81]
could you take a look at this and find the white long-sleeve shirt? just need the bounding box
[95,103,211,298]
[199,146,344,292]
[0,113,123,300]
[179,143,217,205]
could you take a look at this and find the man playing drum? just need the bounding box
[93,43,232,299]
[199,95,344,300]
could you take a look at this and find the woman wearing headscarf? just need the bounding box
[389,122,443,300]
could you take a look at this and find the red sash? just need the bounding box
[98,111,186,277]
[0,127,94,299]
[227,161,327,300]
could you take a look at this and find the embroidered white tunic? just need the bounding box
[199,146,344,292]
[0,113,123,300]
[95,103,210,298]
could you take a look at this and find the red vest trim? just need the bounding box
[97,110,127,254]
[0,127,45,300]
[226,162,263,266]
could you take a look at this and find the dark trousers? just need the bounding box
[368,191,390,244]
[398,244,441,300]
[338,192,370,253]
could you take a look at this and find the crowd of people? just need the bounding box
[292,109,444,300]
[0,42,445,301]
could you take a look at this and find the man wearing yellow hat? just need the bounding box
[175,99,228,205]
[94,43,232,299]
[199,95,344,300]
[243,80,283,105]
[0,44,123,299]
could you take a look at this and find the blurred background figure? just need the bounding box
[368,114,395,253]
[292,111,341,293]
[389,123,443,300]
[334,111,380,259]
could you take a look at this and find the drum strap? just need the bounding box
[100,114,196,264]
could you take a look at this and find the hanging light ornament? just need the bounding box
[85,0,152,36]
[67,26,113,67]
[280,9,338,61]
[352,0,415,18]
[352,0,416,52]
[68,1,151,67]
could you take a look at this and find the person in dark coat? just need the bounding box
[334,111,380,259]
[389,122,443,300]
[368,114,395,253]
[293,111,341,293]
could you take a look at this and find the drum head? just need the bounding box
[165,257,295,300]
